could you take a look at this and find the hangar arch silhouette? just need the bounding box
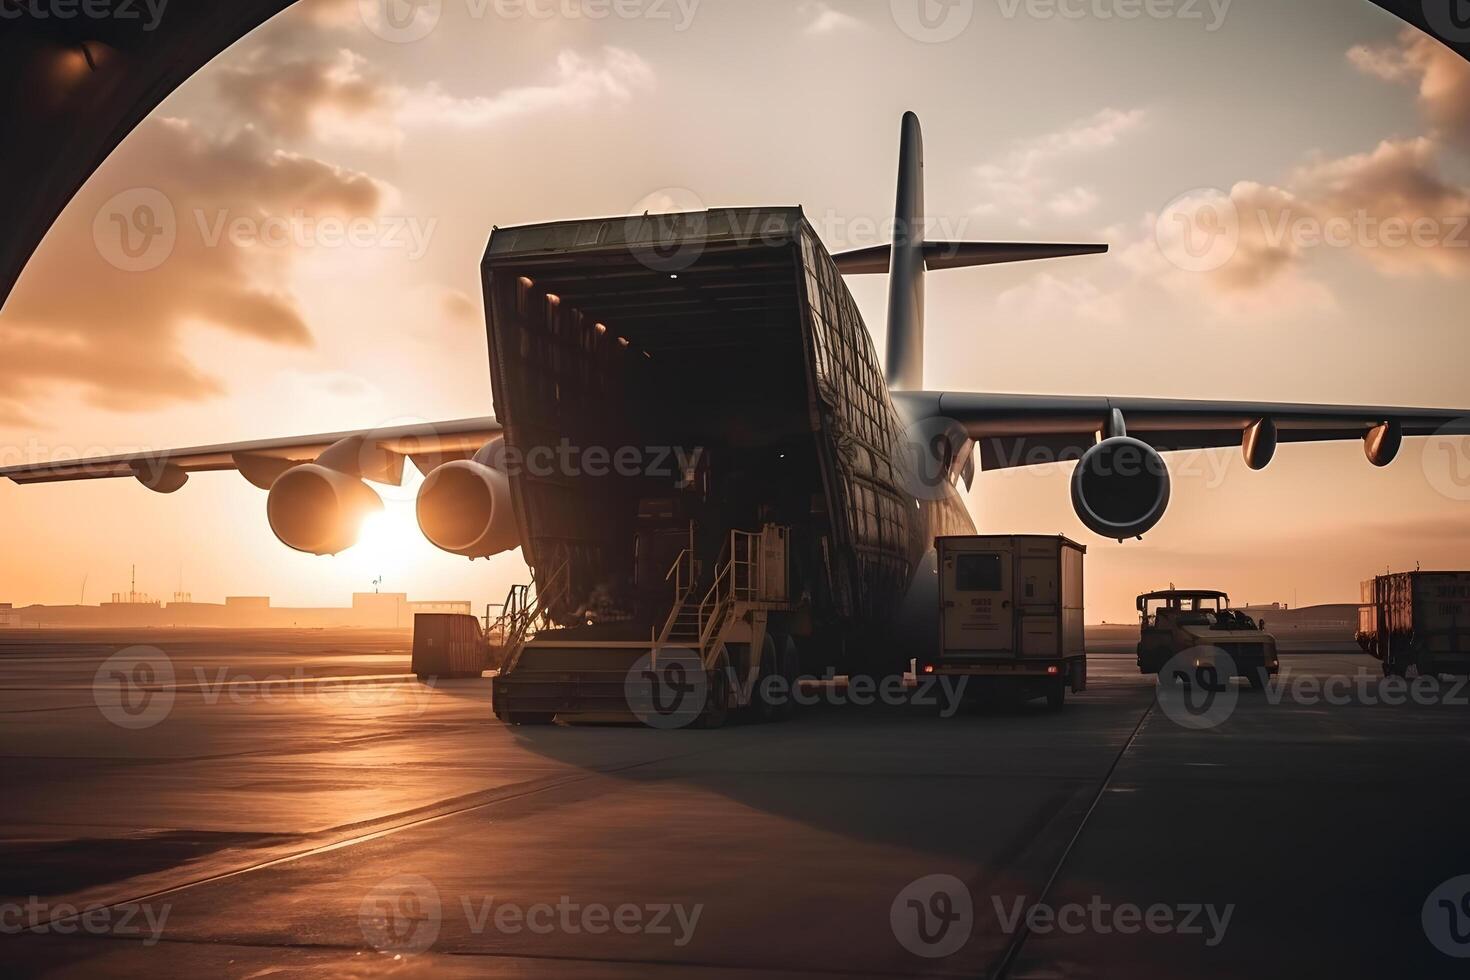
[0,0,1461,308]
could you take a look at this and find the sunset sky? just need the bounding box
[2,0,1468,622]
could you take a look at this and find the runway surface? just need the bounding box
[1,628,1468,977]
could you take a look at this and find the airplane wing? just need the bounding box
[0,417,501,491]
[892,391,1470,471]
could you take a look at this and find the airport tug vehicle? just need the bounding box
[1135,590,1280,690]
[1358,571,1470,679]
[922,535,1088,710]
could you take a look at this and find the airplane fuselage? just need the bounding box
[482,207,970,670]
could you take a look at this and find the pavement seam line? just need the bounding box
[991,698,1156,979]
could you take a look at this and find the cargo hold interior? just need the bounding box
[485,225,829,631]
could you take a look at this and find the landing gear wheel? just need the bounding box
[1045,677,1066,711]
[750,634,783,724]
[696,655,731,730]
[503,712,555,726]
[776,635,801,721]
[756,633,800,722]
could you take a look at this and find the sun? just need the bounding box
[346,505,430,583]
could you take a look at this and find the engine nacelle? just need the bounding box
[416,459,518,559]
[1070,437,1172,540]
[266,463,383,556]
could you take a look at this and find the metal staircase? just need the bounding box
[493,526,797,724]
[488,559,569,673]
[654,526,794,679]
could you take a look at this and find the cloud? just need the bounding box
[216,47,396,146]
[1349,29,1470,147]
[994,271,1125,325]
[1141,138,1470,308]
[975,108,1145,218]
[212,2,657,147]
[800,2,865,35]
[1046,186,1100,217]
[0,118,387,420]
[1120,31,1470,317]
[442,289,479,321]
[399,47,655,129]
[1287,137,1470,277]
[1115,195,1336,322]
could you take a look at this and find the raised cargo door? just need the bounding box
[941,545,1014,653]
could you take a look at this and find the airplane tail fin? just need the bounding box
[884,111,927,392]
[865,112,1108,391]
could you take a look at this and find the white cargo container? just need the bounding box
[927,535,1087,709]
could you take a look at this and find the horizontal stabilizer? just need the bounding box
[834,240,1107,275]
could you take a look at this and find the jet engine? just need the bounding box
[1070,436,1171,540]
[267,463,383,556]
[416,452,518,559]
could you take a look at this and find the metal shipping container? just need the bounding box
[930,535,1087,709]
[412,613,488,679]
[1357,571,1470,677]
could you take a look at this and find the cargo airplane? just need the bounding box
[4,114,1466,718]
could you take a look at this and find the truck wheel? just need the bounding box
[1045,678,1066,711]
[503,712,556,726]
[1247,668,1267,691]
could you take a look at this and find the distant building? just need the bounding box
[2,592,472,629]
[409,600,474,616]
